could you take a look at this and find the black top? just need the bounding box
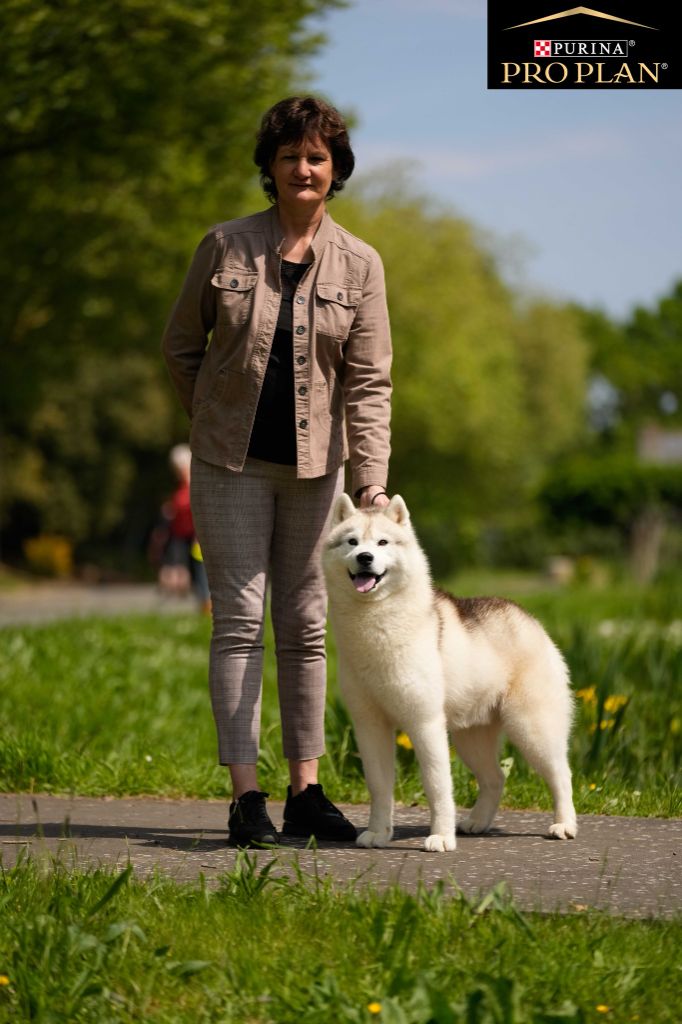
[247,259,310,465]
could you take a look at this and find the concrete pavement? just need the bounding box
[1,792,679,919]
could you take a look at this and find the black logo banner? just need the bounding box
[488,2,682,89]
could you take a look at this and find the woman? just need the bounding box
[162,96,392,846]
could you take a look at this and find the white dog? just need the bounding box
[322,494,577,852]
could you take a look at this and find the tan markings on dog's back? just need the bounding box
[434,589,529,631]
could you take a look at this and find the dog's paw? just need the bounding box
[357,828,392,848]
[548,821,577,840]
[423,833,457,853]
[457,816,492,835]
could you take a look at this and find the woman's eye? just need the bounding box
[348,538,358,546]
[378,539,389,546]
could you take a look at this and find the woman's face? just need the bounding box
[270,135,334,208]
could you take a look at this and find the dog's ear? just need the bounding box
[383,494,410,525]
[331,492,356,526]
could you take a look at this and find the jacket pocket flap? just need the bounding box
[316,283,362,307]
[211,269,259,292]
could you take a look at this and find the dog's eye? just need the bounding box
[378,539,389,546]
[347,538,358,546]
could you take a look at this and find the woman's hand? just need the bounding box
[357,485,390,510]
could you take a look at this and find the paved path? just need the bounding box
[1,793,679,919]
[0,582,198,627]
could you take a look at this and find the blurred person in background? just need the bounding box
[162,96,392,847]
[150,444,210,613]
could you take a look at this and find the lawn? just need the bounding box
[0,573,680,816]
[1,855,680,1023]
[1,573,680,1023]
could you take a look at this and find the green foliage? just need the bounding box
[0,0,340,551]
[334,187,588,572]
[541,455,682,531]
[576,280,682,436]
[0,859,680,1023]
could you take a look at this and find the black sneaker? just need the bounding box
[282,783,357,842]
[228,790,279,847]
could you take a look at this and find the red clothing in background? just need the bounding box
[169,482,194,539]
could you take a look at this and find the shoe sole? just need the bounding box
[228,836,279,849]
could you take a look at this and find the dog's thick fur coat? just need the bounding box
[322,494,577,852]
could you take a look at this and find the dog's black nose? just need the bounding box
[356,551,374,567]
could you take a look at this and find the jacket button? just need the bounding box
[336,291,343,301]
[295,325,305,335]
[229,278,239,288]
[298,385,307,395]
[297,355,306,365]
[299,419,308,429]
[296,295,305,304]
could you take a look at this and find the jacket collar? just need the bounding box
[266,204,334,261]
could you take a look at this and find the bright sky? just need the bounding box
[309,0,682,320]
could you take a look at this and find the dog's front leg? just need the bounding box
[411,716,457,852]
[352,711,395,848]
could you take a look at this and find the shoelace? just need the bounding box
[236,791,272,825]
[307,785,343,816]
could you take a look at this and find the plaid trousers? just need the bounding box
[190,455,343,764]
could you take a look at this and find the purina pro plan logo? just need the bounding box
[487,3,681,88]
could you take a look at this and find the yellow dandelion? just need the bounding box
[0,975,9,986]
[589,783,597,791]
[596,1006,610,1014]
[367,1002,382,1015]
[396,732,413,750]
[599,719,615,730]
[576,686,597,705]
[670,718,680,735]
[604,695,628,713]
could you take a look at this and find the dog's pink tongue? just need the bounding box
[353,574,376,593]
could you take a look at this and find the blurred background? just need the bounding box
[1,0,681,589]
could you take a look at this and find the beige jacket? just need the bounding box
[161,206,392,495]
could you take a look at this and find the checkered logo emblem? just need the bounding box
[534,39,552,57]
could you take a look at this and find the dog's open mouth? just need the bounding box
[348,570,386,594]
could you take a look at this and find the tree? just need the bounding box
[574,279,682,441]
[334,185,588,570]
[542,281,682,580]
[1,0,341,558]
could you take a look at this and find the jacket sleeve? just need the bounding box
[161,230,221,418]
[343,250,393,496]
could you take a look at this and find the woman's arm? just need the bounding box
[343,250,393,499]
[161,231,221,417]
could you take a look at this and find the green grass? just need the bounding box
[0,575,680,816]
[0,855,680,1023]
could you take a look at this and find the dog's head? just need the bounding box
[322,493,420,601]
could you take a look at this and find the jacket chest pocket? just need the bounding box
[315,282,361,341]
[211,269,258,325]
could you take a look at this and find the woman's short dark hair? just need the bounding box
[254,96,355,203]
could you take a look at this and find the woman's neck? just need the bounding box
[276,200,326,262]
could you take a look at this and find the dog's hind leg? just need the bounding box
[452,723,505,835]
[352,708,396,848]
[503,707,577,839]
[410,716,457,851]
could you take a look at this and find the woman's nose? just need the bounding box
[294,158,310,178]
